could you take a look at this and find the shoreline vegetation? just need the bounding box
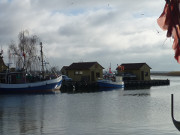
[151,71,180,76]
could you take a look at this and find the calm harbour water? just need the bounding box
[0,76,180,135]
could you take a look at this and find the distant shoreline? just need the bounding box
[151,71,180,76]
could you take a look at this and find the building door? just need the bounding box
[91,71,95,82]
[141,71,144,80]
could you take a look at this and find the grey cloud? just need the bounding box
[0,0,177,71]
[59,24,86,37]
[88,11,117,26]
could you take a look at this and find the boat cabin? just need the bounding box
[0,72,26,84]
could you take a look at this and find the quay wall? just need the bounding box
[124,79,170,87]
[60,79,170,93]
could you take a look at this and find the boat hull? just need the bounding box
[97,80,124,88]
[0,76,62,94]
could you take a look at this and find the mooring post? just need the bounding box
[171,94,180,131]
[171,94,174,120]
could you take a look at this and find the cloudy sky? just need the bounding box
[0,0,179,71]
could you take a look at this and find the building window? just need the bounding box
[96,72,100,78]
[79,71,83,74]
[74,71,83,75]
[74,71,78,75]
[145,72,148,76]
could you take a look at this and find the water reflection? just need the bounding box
[0,107,3,135]
[122,90,150,97]
[123,93,150,97]
[0,90,153,135]
[63,87,124,94]
[62,93,105,135]
[0,95,46,135]
[0,75,179,135]
[124,86,151,90]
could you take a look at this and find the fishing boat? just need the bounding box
[97,64,124,89]
[97,76,124,88]
[0,41,62,94]
[0,75,62,94]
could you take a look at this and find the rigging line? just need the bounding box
[43,54,58,76]
[43,46,58,67]
[39,44,59,76]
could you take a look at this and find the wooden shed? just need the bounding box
[117,63,151,81]
[66,62,104,83]
[60,66,68,75]
[0,54,8,72]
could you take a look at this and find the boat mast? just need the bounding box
[40,42,45,78]
[22,32,25,71]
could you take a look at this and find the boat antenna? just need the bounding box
[109,62,112,73]
[40,42,45,79]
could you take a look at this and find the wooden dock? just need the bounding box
[60,79,170,93]
[124,79,170,88]
[60,81,99,93]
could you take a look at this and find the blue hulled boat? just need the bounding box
[0,75,62,94]
[0,41,62,94]
[97,76,124,89]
